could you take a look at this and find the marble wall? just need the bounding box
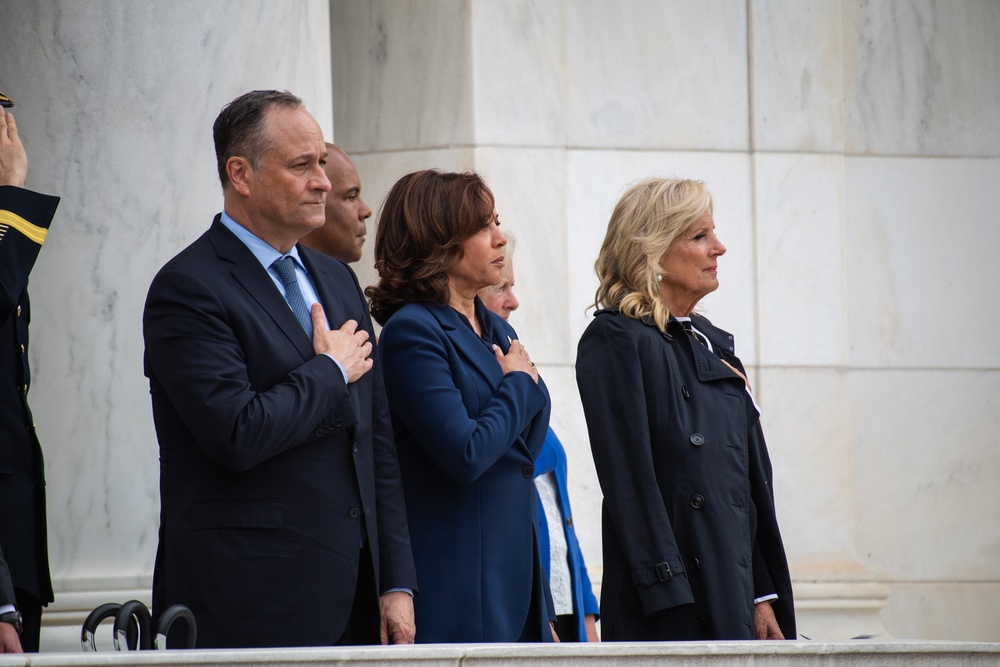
[0,0,996,652]
[333,0,1000,643]
[0,0,333,650]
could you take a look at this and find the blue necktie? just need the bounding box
[271,256,313,339]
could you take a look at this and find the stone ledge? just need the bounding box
[1,641,998,667]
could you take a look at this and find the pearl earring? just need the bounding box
[656,274,663,282]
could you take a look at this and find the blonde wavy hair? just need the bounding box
[593,178,713,332]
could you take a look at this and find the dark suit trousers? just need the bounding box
[15,588,41,652]
[335,544,380,646]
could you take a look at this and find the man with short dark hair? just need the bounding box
[143,90,416,648]
[301,144,372,264]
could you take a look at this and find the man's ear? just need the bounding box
[227,156,253,197]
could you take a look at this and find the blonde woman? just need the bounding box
[576,178,795,641]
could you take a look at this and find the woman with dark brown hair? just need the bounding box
[366,170,554,643]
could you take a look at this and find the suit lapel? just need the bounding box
[427,302,538,459]
[207,217,314,361]
[300,249,354,326]
[426,303,504,391]
[298,247,362,423]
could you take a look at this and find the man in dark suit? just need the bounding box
[0,100,58,653]
[143,90,416,648]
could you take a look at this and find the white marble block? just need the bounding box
[0,0,333,651]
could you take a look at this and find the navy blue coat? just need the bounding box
[577,309,795,641]
[143,217,416,648]
[535,428,600,640]
[0,185,58,610]
[379,300,552,642]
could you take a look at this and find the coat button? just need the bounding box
[334,419,342,428]
[681,386,690,399]
[17,305,21,317]
[522,465,534,478]
[690,494,705,509]
[348,508,360,519]
[352,442,359,453]
[690,433,704,446]
[314,428,325,437]
[689,556,701,570]
[18,344,25,356]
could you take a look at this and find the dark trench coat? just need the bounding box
[576,308,795,640]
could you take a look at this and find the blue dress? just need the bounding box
[535,428,600,641]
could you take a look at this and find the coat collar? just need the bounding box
[595,307,741,384]
[669,313,742,383]
[688,312,736,355]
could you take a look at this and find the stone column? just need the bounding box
[242,0,1000,645]
[0,0,332,651]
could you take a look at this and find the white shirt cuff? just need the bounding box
[321,353,349,384]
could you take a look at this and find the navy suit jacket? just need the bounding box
[143,216,415,648]
[0,185,58,609]
[379,300,552,642]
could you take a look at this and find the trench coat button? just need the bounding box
[522,465,534,478]
[334,418,342,428]
[689,556,701,570]
[348,508,361,519]
[690,433,705,446]
[690,494,705,509]
[352,442,359,453]
[18,344,25,356]
[16,305,21,317]
[20,383,28,394]
[314,428,325,437]
[696,616,709,631]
